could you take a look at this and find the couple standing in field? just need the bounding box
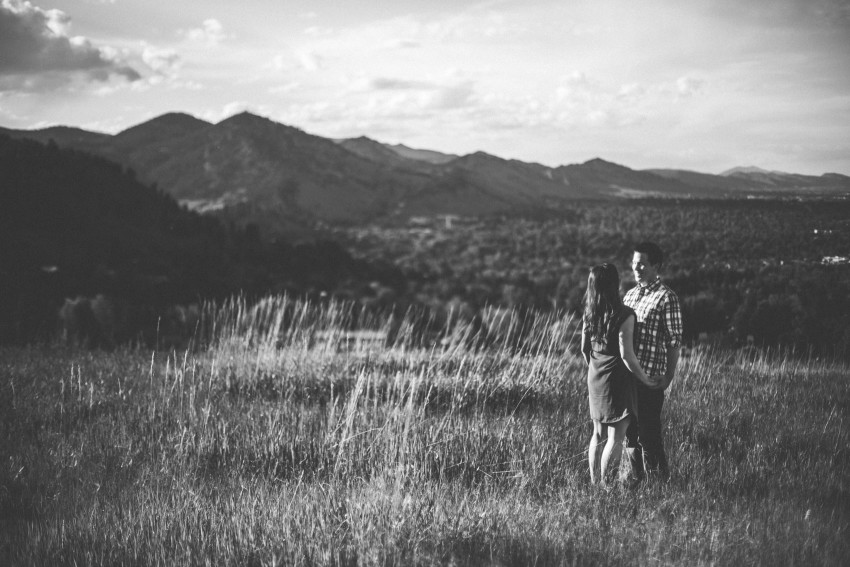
[581,241,683,486]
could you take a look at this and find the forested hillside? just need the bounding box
[337,201,850,354]
[0,135,402,344]
[4,132,848,354]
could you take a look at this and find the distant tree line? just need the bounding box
[337,201,850,356]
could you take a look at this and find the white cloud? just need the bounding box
[427,81,475,109]
[383,38,421,49]
[269,53,288,71]
[555,72,595,102]
[419,10,527,42]
[287,7,530,80]
[367,77,435,90]
[142,45,181,75]
[42,7,70,36]
[200,102,274,123]
[297,50,323,71]
[342,73,477,112]
[221,101,248,117]
[0,103,27,122]
[616,83,646,100]
[304,25,334,37]
[185,18,228,45]
[268,81,300,95]
[676,76,705,98]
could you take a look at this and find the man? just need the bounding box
[623,241,683,482]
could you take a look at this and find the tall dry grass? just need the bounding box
[1,295,847,565]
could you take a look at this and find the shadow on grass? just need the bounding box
[435,532,606,567]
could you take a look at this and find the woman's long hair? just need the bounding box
[583,263,623,345]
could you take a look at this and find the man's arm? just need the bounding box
[659,291,683,390]
[659,346,680,390]
[620,315,659,387]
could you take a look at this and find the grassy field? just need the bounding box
[1,296,848,565]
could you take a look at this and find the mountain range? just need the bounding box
[3,112,849,236]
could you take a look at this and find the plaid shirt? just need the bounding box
[623,278,683,377]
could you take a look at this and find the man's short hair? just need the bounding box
[634,241,664,267]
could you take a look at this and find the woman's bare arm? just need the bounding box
[581,322,591,365]
[619,315,658,387]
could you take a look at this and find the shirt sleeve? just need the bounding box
[664,291,683,349]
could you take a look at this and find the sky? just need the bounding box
[1,0,849,175]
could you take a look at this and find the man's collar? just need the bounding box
[638,277,662,291]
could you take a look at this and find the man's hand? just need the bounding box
[650,375,673,390]
[659,347,680,391]
[643,374,663,388]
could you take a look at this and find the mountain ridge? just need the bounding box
[3,112,848,235]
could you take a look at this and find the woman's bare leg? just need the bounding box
[601,417,631,485]
[588,420,604,484]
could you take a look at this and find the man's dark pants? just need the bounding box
[625,384,669,481]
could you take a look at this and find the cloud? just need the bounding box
[141,45,181,75]
[555,72,595,102]
[383,38,421,49]
[303,68,695,144]
[185,18,228,45]
[196,102,276,125]
[349,75,476,110]
[268,81,300,95]
[221,101,250,117]
[0,0,140,91]
[427,81,475,109]
[419,10,528,42]
[368,77,434,90]
[675,76,705,97]
[0,103,27,122]
[279,76,481,136]
[304,25,334,37]
[297,50,323,71]
[291,8,527,76]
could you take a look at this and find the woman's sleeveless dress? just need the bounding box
[586,306,638,424]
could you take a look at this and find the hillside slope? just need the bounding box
[0,134,402,343]
[4,113,849,235]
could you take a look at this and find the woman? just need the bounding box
[581,263,658,485]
